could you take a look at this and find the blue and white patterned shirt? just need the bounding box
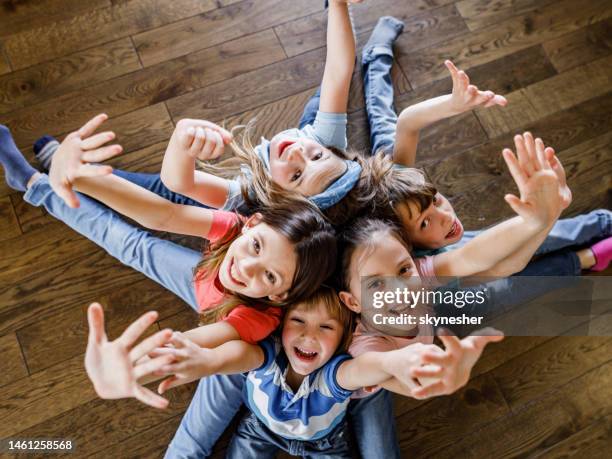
[243,337,353,441]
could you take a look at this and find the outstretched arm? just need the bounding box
[432,133,565,278]
[394,61,507,167]
[160,119,233,209]
[318,1,357,113]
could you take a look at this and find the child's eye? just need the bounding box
[291,317,304,324]
[320,325,334,331]
[433,195,438,204]
[399,265,413,276]
[368,279,384,290]
[265,270,276,284]
[421,218,430,230]
[290,170,302,182]
[313,151,323,161]
[252,238,261,254]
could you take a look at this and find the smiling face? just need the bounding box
[282,302,344,376]
[395,193,464,249]
[268,135,347,196]
[217,217,297,302]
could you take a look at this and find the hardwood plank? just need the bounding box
[3,0,217,70]
[425,93,612,228]
[88,414,184,459]
[0,38,141,115]
[166,46,326,121]
[0,194,21,240]
[534,416,612,458]
[0,354,96,438]
[158,308,200,333]
[14,385,195,457]
[102,103,174,154]
[274,2,464,58]
[399,0,612,88]
[393,374,510,456]
[10,193,54,234]
[435,362,612,458]
[0,44,10,75]
[0,332,28,387]
[477,55,612,137]
[4,30,285,149]
[456,0,557,32]
[0,0,111,38]
[494,336,612,409]
[133,0,323,67]
[17,279,182,374]
[543,19,612,72]
[110,141,167,174]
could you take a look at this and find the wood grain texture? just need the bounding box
[0,0,111,38]
[3,0,217,70]
[0,332,28,387]
[399,0,612,87]
[456,0,557,31]
[434,362,612,458]
[0,38,141,115]
[133,0,323,67]
[543,19,612,72]
[9,193,54,234]
[0,45,10,75]
[4,30,285,148]
[0,195,21,241]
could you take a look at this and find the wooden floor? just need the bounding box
[1,0,611,457]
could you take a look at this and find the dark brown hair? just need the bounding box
[197,197,338,323]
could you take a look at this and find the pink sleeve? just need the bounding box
[223,306,282,344]
[208,211,241,243]
[415,255,441,288]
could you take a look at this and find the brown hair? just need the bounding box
[197,197,338,323]
[286,286,355,354]
[337,217,411,292]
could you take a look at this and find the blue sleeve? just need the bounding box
[323,353,354,401]
[221,178,244,211]
[304,111,348,150]
[253,337,278,372]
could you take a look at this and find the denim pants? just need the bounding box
[23,174,201,310]
[227,412,351,459]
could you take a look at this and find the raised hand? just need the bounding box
[173,119,232,161]
[151,332,220,394]
[49,114,123,208]
[408,327,504,399]
[446,60,507,114]
[84,303,174,409]
[502,132,565,226]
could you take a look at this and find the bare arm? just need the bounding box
[318,1,356,113]
[72,173,215,238]
[394,61,507,167]
[432,134,564,278]
[160,119,233,209]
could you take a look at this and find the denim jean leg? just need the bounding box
[23,174,200,310]
[298,87,322,129]
[226,412,282,459]
[303,422,352,459]
[535,210,612,255]
[165,374,246,459]
[112,169,207,207]
[349,389,401,459]
[362,46,397,155]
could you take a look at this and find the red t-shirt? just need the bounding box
[193,211,282,344]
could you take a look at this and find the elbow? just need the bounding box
[159,171,183,194]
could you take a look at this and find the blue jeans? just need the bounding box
[227,412,351,459]
[165,374,247,459]
[362,42,397,155]
[23,174,201,311]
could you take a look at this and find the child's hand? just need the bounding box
[502,132,565,226]
[49,114,123,208]
[446,60,507,114]
[84,303,174,409]
[409,328,504,399]
[151,332,219,394]
[545,148,572,210]
[173,119,232,161]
